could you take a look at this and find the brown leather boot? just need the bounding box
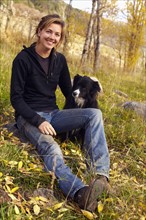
[74,175,110,212]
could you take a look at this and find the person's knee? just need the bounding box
[38,134,55,145]
[88,108,102,119]
[37,134,56,152]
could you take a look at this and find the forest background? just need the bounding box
[0,0,145,219]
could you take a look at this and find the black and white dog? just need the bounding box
[63,74,102,143]
[64,74,102,109]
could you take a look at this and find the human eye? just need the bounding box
[46,29,52,33]
[55,32,61,37]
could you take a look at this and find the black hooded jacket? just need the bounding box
[10,44,72,127]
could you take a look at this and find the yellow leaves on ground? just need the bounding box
[81,210,94,220]
[58,207,68,212]
[20,204,26,214]
[10,186,19,193]
[18,161,23,169]
[61,143,67,148]
[46,203,68,218]
[53,202,64,210]
[81,200,112,219]
[5,184,19,194]
[36,196,49,203]
[105,197,114,203]
[33,204,40,215]
[8,193,18,201]
[61,142,83,159]
[3,157,43,173]
[8,132,13,137]
[0,172,3,177]
[139,202,146,212]
[8,160,18,167]
[98,201,104,213]
[14,205,20,215]
[22,150,29,158]
[5,184,11,193]
[10,194,62,217]
[4,176,14,185]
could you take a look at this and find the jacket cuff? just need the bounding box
[27,114,46,127]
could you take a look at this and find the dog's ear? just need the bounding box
[73,74,82,85]
[90,81,101,96]
[89,77,103,93]
[95,81,102,92]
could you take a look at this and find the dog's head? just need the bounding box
[72,74,102,108]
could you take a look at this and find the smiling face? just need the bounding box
[37,23,62,52]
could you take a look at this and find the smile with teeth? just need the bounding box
[46,39,55,44]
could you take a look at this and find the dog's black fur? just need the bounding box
[64,74,102,109]
[62,74,102,143]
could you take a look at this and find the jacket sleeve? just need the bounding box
[10,58,46,127]
[58,55,72,98]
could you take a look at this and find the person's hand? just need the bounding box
[38,121,56,136]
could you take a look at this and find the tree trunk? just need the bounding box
[93,0,102,72]
[63,0,72,56]
[81,0,96,66]
[126,0,145,72]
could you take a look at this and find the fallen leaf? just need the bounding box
[64,150,70,155]
[59,207,68,212]
[57,214,64,219]
[18,161,23,169]
[81,210,94,220]
[26,207,31,215]
[28,163,37,169]
[20,205,26,213]
[9,161,18,166]
[53,202,64,210]
[8,132,13,137]
[113,162,118,169]
[11,186,19,193]
[4,176,14,184]
[105,198,113,203]
[33,204,40,215]
[5,184,11,193]
[61,143,67,148]
[139,202,146,211]
[98,201,104,213]
[14,205,20,215]
[38,196,49,202]
[8,193,18,201]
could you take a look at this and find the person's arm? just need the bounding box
[58,55,72,99]
[10,58,46,127]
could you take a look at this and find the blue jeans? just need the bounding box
[17,108,110,199]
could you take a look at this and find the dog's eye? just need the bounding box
[81,88,87,94]
[81,86,86,89]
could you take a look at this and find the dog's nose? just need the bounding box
[72,89,80,97]
[72,91,78,97]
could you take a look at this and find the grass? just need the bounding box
[0,33,146,219]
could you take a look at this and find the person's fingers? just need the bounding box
[38,121,56,136]
[46,124,56,136]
